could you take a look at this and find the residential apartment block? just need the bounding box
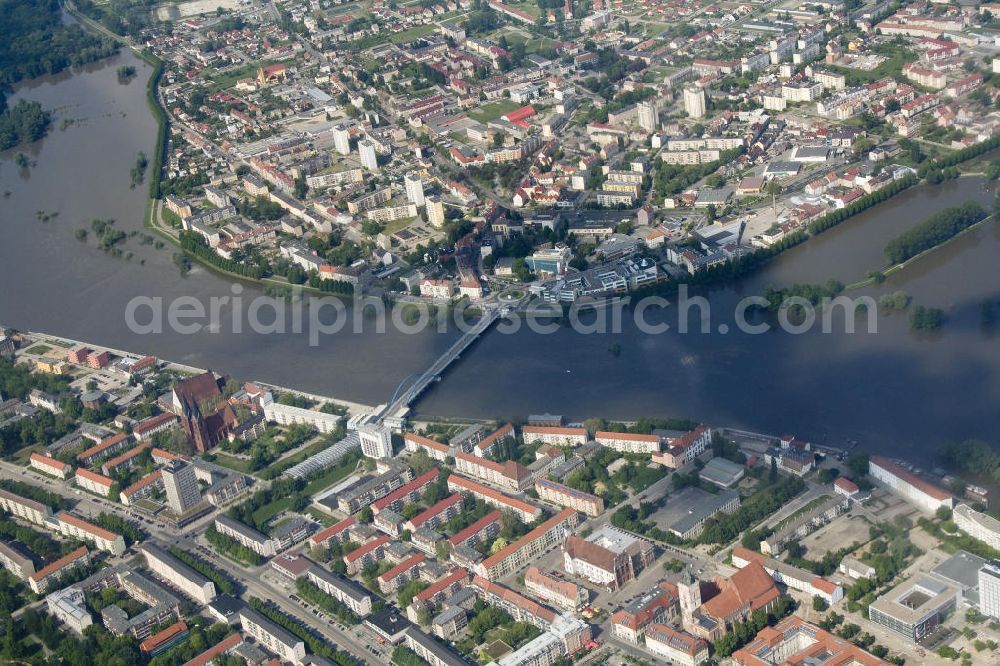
[446,475,543,523]
[28,546,91,594]
[476,508,580,580]
[140,542,217,605]
[239,607,306,664]
[524,567,587,612]
[29,453,72,479]
[535,478,604,517]
[595,431,661,454]
[521,426,588,447]
[455,452,532,492]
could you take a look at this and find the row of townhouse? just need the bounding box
[344,535,390,575]
[77,432,133,466]
[447,510,502,550]
[28,546,91,594]
[377,553,426,594]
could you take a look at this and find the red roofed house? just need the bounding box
[75,468,114,497]
[595,431,661,454]
[310,516,355,549]
[140,621,189,656]
[181,632,244,666]
[404,494,464,533]
[869,456,954,513]
[29,453,71,479]
[502,105,536,124]
[377,553,425,594]
[834,477,860,499]
[28,545,91,594]
[344,535,390,575]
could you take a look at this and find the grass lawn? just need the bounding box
[389,24,437,44]
[203,62,262,93]
[253,496,293,528]
[260,437,332,479]
[384,216,419,236]
[24,344,52,356]
[211,453,254,475]
[468,100,521,123]
[307,506,337,526]
[303,452,363,496]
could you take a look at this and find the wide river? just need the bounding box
[1,51,998,463]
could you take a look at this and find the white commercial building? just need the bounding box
[979,561,1000,619]
[46,586,93,634]
[955,504,1000,552]
[359,423,394,459]
[260,391,343,434]
[869,456,954,514]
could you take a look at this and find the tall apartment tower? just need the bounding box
[683,87,706,119]
[359,139,378,171]
[162,459,201,515]
[426,196,445,228]
[980,562,1000,619]
[359,423,393,459]
[333,124,351,155]
[404,173,425,207]
[637,100,658,132]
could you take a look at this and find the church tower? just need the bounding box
[677,568,702,632]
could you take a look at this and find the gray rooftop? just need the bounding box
[240,606,305,649]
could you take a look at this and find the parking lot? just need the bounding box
[800,512,873,560]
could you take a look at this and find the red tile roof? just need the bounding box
[408,494,463,528]
[30,453,70,472]
[414,568,469,602]
[75,467,114,488]
[344,535,389,563]
[182,633,243,666]
[373,469,439,512]
[480,508,576,571]
[378,553,425,584]
[140,621,188,653]
[29,546,89,583]
[870,456,952,501]
[310,517,355,546]
[449,510,502,546]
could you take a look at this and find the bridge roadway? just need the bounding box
[377,306,502,422]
